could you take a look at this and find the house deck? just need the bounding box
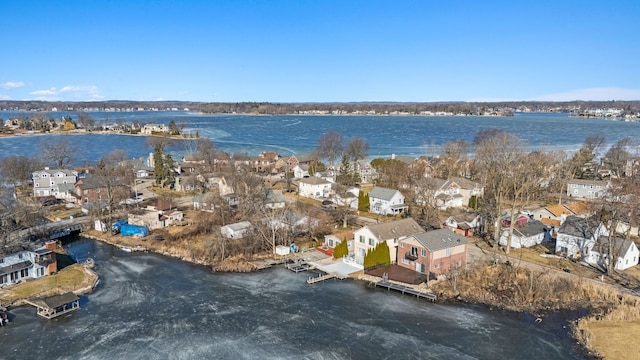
[374,280,437,301]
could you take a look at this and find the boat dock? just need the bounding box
[374,280,437,301]
[285,259,315,273]
[25,292,80,319]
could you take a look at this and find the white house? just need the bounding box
[0,243,57,286]
[298,176,332,199]
[221,221,254,239]
[591,238,639,271]
[432,177,483,210]
[499,220,550,248]
[141,124,169,134]
[368,187,407,215]
[353,218,423,266]
[264,189,286,209]
[292,164,310,179]
[32,168,78,198]
[555,216,608,260]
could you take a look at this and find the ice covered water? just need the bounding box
[0,238,588,359]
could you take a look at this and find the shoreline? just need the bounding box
[78,230,601,357]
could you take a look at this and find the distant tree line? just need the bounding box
[2,100,640,116]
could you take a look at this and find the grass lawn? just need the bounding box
[0,264,93,304]
[582,320,640,360]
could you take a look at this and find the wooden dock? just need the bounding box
[374,281,437,301]
[286,261,315,273]
[307,273,337,284]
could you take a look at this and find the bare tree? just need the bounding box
[0,155,44,188]
[603,138,636,178]
[474,131,524,248]
[76,112,95,130]
[317,131,344,169]
[345,137,369,167]
[433,139,469,179]
[40,137,77,168]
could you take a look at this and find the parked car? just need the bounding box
[321,200,333,207]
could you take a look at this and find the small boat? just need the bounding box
[120,246,132,252]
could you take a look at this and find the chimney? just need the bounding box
[45,240,57,252]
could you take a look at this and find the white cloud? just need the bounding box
[0,81,25,89]
[533,88,640,102]
[31,87,58,96]
[0,94,11,100]
[29,85,104,101]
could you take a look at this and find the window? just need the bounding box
[421,249,426,257]
[434,263,441,269]
[399,242,404,248]
[402,258,410,265]
[358,249,366,257]
[328,239,334,247]
[359,235,365,243]
[456,261,462,267]
[445,248,451,256]
[369,238,375,246]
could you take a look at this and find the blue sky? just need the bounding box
[1,0,639,102]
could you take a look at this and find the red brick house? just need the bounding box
[397,229,468,276]
[74,177,130,205]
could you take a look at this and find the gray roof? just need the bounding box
[265,189,285,204]
[299,177,330,185]
[393,155,416,164]
[411,229,468,252]
[225,221,253,232]
[291,153,316,163]
[369,187,400,201]
[32,292,78,309]
[596,236,638,258]
[558,216,598,239]
[365,218,423,240]
[0,260,32,276]
[568,179,609,186]
[513,220,548,237]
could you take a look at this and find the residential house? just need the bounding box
[128,199,183,230]
[353,218,423,267]
[591,237,639,271]
[287,153,317,171]
[443,210,481,237]
[566,179,609,199]
[264,210,319,235]
[397,229,468,276]
[74,177,130,205]
[202,174,233,196]
[193,194,214,212]
[232,153,252,168]
[0,242,57,286]
[533,203,573,222]
[354,159,376,183]
[292,164,310,179]
[368,187,407,215]
[253,152,280,173]
[264,189,286,209]
[32,168,78,198]
[324,230,354,250]
[499,220,550,248]
[221,221,254,239]
[298,176,332,199]
[432,177,483,210]
[141,124,169,134]
[555,216,608,260]
[213,151,231,167]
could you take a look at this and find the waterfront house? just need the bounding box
[354,159,376,183]
[0,242,57,286]
[221,221,254,239]
[566,179,609,199]
[397,229,468,276]
[499,220,550,248]
[253,152,280,173]
[368,186,407,215]
[353,218,423,267]
[32,168,78,199]
[298,176,332,199]
[555,216,607,260]
[141,124,169,134]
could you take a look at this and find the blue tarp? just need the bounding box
[119,224,149,237]
[112,220,128,231]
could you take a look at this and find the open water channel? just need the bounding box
[0,237,591,359]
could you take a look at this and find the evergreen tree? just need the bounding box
[333,239,349,259]
[358,191,370,212]
[363,242,391,269]
[153,144,164,185]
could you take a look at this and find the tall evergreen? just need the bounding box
[333,239,349,259]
